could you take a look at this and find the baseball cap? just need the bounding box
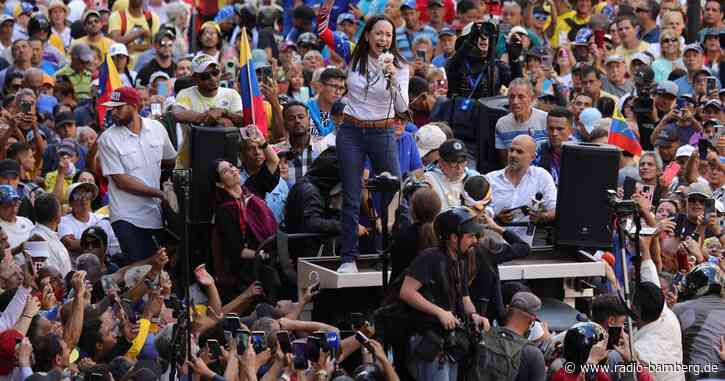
[415,124,447,158]
[0,15,14,24]
[573,27,593,45]
[0,330,23,375]
[191,54,219,74]
[438,139,468,162]
[100,86,142,108]
[526,45,547,59]
[604,56,625,65]
[109,43,128,57]
[336,12,356,24]
[675,144,695,158]
[579,107,602,134]
[439,27,456,37]
[0,160,20,179]
[655,125,680,146]
[200,21,221,35]
[428,0,444,7]
[48,0,69,14]
[54,111,75,127]
[631,52,652,66]
[57,138,79,156]
[705,99,723,111]
[82,9,101,23]
[400,0,416,9]
[684,43,703,54]
[694,68,713,79]
[42,74,55,87]
[149,71,171,85]
[509,291,542,316]
[14,2,34,17]
[70,43,94,63]
[81,226,108,249]
[280,41,297,51]
[655,80,679,97]
[509,26,529,39]
[154,29,176,44]
[67,182,99,202]
[687,182,713,199]
[704,118,720,127]
[0,185,20,204]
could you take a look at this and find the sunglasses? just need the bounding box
[635,7,650,12]
[71,191,94,201]
[81,240,102,249]
[198,69,221,80]
[662,38,677,44]
[533,13,548,21]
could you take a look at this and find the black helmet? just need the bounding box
[353,363,383,381]
[433,207,484,243]
[681,263,723,300]
[297,32,319,48]
[28,13,51,38]
[563,322,606,371]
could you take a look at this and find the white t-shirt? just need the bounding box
[99,117,177,229]
[58,213,121,255]
[0,217,33,250]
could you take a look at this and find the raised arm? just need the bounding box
[317,0,355,64]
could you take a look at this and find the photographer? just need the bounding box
[445,21,521,100]
[399,207,489,381]
[651,92,703,147]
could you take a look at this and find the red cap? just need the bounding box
[101,86,141,108]
[0,329,23,376]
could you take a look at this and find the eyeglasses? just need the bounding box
[323,82,345,92]
[533,13,548,21]
[198,69,221,80]
[687,197,706,204]
[635,7,650,12]
[445,159,467,167]
[661,38,677,44]
[81,240,102,249]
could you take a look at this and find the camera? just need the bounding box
[606,190,637,215]
[632,67,656,117]
[365,173,400,193]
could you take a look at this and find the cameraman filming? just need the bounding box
[630,66,660,150]
[446,21,521,100]
[400,207,490,381]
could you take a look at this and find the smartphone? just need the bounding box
[699,139,709,160]
[415,50,426,62]
[707,76,718,95]
[224,330,233,348]
[151,103,162,116]
[259,66,273,83]
[594,30,605,49]
[606,326,622,350]
[662,162,681,186]
[224,60,237,77]
[312,331,327,351]
[676,98,687,109]
[224,315,241,331]
[542,55,553,68]
[207,339,222,358]
[251,331,266,354]
[240,125,262,140]
[88,373,104,381]
[276,330,293,354]
[705,198,716,216]
[235,329,250,354]
[220,80,231,88]
[326,331,340,356]
[674,213,686,237]
[292,340,308,370]
[19,100,31,114]
[306,336,321,362]
[623,176,636,200]
[157,81,168,98]
[354,331,372,351]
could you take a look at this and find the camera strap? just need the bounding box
[463,60,484,107]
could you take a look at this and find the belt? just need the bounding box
[343,115,395,129]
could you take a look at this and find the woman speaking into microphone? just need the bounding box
[318,0,409,273]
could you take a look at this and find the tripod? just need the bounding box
[363,175,401,290]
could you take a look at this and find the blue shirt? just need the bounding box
[432,53,449,68]
[640,26,661,44]
[239,169,289,224]
[674,73,721,96]
[396,25,439,62]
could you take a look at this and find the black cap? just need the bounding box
[428,0,443,7]
[293,5,315,21]
[632,281,665,323]
[81,226,108,249]
[0,159,20,179]
[438,139,467,162]
[54,111,75,127]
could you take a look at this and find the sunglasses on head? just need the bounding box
[198,69,221,80]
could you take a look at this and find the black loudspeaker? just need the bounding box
[477,96,509,173]
[190,126,242,224]
[555,142,619,249]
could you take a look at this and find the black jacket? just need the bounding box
[445,39,522,100]
[468,229,530,324]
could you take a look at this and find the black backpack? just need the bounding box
[464,327,530,381]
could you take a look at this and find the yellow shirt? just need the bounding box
[614,41,651,66]
[43,170,73,196]
[107,9,160,67]
[49,34,65,56]
[551,12,590,48]
[72,36,115,59]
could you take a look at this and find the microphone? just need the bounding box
[378,48,394,82]
[527,192,544,235]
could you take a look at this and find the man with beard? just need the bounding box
[134,30,176,87]
[423,139,480,211]
[274,101,319,187]
[171,54,244,169]
[98,87,176,262]
[73,10,115,58]
[487,135,557,243]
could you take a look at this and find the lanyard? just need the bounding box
[461,60,484,110]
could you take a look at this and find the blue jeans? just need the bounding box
[409,336,458,381]
[111,220,165,263]
[337,123,400,262]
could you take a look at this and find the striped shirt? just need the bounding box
[395,25,439,62]
[494,108,549,150]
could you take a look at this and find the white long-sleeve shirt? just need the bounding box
[343,56,409,121]
[0,286,30,331]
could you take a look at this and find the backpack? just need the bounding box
[119,9,155,37]
[464,327,530,381]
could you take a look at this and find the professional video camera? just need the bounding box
[632,67,657,118]
[606,190,638,216]
[365,173,400,193]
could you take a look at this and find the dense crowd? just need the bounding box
[0,0,723,380]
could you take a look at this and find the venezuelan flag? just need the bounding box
[608,108,642,156]
[96,52,122,129]
[239,27,268,136]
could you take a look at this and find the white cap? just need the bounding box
[191,53,219,74]
[109,43,128,57]
[631,52,652,66]
[416,124,447,158]
[579,107,602,134]
[676,144,695,158]
[508,26,528,39]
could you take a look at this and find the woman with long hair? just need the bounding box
[109,44,136,87]
[390,187,441,280]
[554,46,575,89]
[652,29,684,83]
[318,0,409,273]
